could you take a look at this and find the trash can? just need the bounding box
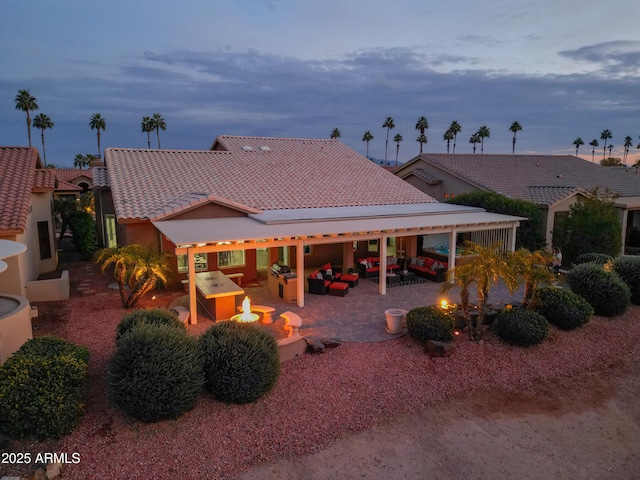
[385,308,407,334]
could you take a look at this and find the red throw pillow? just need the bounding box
[424,257,436,269]
[322,263,332,272]
[309,270,319,279]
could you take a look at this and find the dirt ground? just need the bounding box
[238,350,640,480]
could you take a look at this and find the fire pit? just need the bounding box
[230,296,259,323]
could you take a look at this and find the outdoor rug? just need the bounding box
[367,276,428,288]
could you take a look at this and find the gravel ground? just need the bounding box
[2,263,640,479]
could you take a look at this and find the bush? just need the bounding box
[567,263,630,317]
[531,287,593,330]
[200,322,280,404]
[406,306,454,343]
[573,253,612,266]
[16,336,90,364]
[492,308,549,346]
[115,308,186,344]
[612,256,640,305]
[0,353,88,439]
[67,210,97,259]
[107,323,204,423]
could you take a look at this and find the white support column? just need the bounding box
[188,248,198,325]
[621,210,629,255]
[510,224,518,252]
[296,239,305,307]
[379,234,388,295]
[448,229,457,271]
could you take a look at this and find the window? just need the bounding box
[368,239,379,252]
[37,221,52,260]
[303,244,312,255]
[177,253,208,273]
[105,214,117,248]
[218,250,245,268]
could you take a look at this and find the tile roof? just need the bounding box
[410,168,442,185]
[416,154,640,206]
[0,147,42,233]
[53,168,92,183]
[56,179,83,192]
[33,169,56,192]
[91,166,109,189]
[105,136,435,221]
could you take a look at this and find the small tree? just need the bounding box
[511,248,556,307]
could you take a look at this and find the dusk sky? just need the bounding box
[1,0,639,167]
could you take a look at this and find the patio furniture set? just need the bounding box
[307,263,359,297]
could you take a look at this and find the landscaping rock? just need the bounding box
[305,337,326,354]
[320,338,342,349]
[425,340,456,357]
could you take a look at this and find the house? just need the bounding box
[52,168,93,193]
[395,153,640,252]
[0,147,58,297]
[94,136,524,323]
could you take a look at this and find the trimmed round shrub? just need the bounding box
[115,308,186,344]
[492,308,549,346]
[406,306,454,342]
[567,263,630,317]
[200,322,280,404]
[573,252,612,266]
[16,336,90,364]
[0,353,88,439]
[612,256,640,305]
[532,287,593,330]
[107,323,204,423]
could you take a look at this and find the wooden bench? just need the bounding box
[280,311,302,337]
[226,272,245,286]
[236,304,275,324]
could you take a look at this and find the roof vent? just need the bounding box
[241,145,253,151]
[259,146,271,152]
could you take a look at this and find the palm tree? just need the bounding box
[414,116,429,154]
[89,113,106,157]
[443,129,454,154]
[511,248,556,308]
[32,113,54,166]
[73,154,96,169]
[589,139,599,162]
[362,131,374,158]
[383,116,395,163]
[14,89,39,147]
[416,134,427,154]
[393,133,403,166]
[608,144,614,157]
[469,133,481,154]
[477,125,490,154]
[573,137,584,156]
[151,113,166,149]
[600,129,612,160]
[330,128,341,139]
[623,136,633,164]
[449,121,462,153]
[509,121,522,154]
[141,116,154,149]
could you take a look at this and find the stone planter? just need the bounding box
[385,308,407,334]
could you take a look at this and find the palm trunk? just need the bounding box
[41,131,47,166]
[523,279,535,308]
[26,112,32,147]
[125,278,156,309]
[116,266,128,308]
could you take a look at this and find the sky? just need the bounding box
[1,0,639,167]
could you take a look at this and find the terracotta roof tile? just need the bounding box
[0,147,41,233]
[92,166,109,188]
[53,168,92,183]
[33,169,56,191]
[105,137,435,221]
[56,179,83,192]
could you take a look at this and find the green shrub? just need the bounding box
[612,256,640,305]
[0,354,88,439]
[67,210,97,259]
[567,263,630,317]
[406,306,454,342]
[115,308,185,344]
[16,336,90,364]
[107,323,204,423]
[200,322,280,404]
[573,253,613,266]
[531,287,593,330]
[492,308,549,346]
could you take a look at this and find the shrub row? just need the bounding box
[0,336,89,440]
[567,262,630,317]
[406,307,454,343]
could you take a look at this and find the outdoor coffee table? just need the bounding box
[399,271,416,282]
[386,274,401,285]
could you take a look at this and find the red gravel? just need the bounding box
[6,265,640,479]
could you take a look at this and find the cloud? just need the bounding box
[559,40,640,75]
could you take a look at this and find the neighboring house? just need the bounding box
[94,136,523,322]
[395,153,640,252]
[0,147,57,296]
[53,168,93,192]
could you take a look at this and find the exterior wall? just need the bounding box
[170,204,248,220]
[303,243,343,268]
[547,194,581,247]
[25,270,70,302]
[121,222,160,250]
[397,160,481,202]
[94,189,115,248]
[30,191,57,274]
[0,294,33,365]
[0,251,23,296]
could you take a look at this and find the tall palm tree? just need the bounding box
[416,134,427,155]
[330,128,341,139]
[600,129,612,160]
[32,113,54,166]
[362,131,374,158]
[623,136,633,164]
[383,116,395,163]
[511,248,555,308]
[14,89,39,147]
[393,133,403,166]
[443,129,454,154]
[589,139,599,162]
[608,144,614,157]
[469,133,481,154]
[572,137,584,156]
[141,116,154,149]
[151,113,166,149]
[414,116,429,154]
[89,113,106,157]
[509,121,522,154]
[448,120,462,153]
[477,125,490,154]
